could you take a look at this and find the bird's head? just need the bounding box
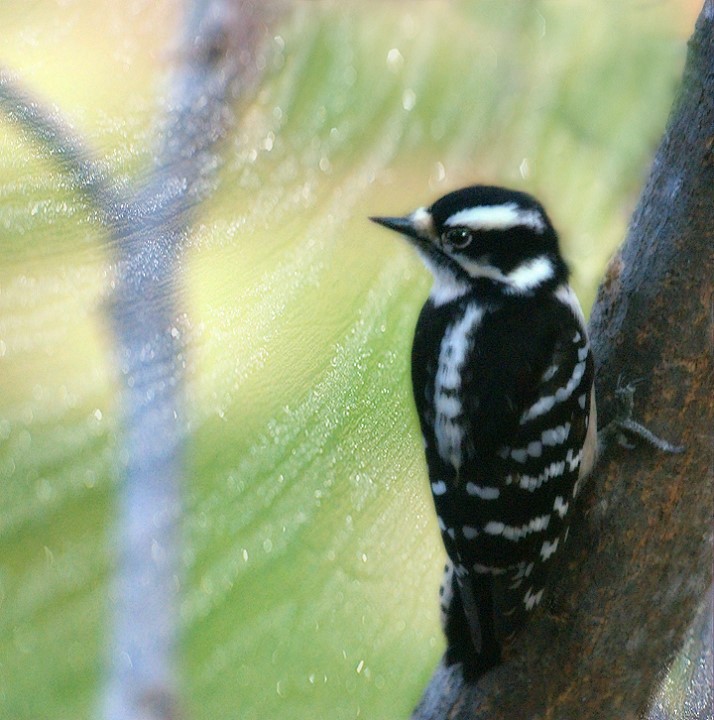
[371,185,568,300]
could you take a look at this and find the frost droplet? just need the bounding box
[402,88,416,111]
[386,48,404,73]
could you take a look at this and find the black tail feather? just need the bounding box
[443,572,502,681]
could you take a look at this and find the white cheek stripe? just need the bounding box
[456,255,555,294]
[505,256,555,292]
[445,202,546,234]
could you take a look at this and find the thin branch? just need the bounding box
[0,68,122,221]
[104,3,271,720]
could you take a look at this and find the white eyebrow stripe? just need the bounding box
[445,202,546,234]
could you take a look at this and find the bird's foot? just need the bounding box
[597,376,685,455]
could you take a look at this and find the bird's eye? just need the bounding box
[443,227,473,249]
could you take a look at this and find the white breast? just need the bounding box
[433,303,484,469]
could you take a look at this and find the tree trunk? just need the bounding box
[413,2,714,718]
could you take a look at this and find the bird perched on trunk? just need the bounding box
[371,185,598,681]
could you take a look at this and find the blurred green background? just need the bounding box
[0,1,698,718]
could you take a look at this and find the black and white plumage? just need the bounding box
[371,185,597,681]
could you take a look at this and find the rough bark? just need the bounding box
[413,2,714,719]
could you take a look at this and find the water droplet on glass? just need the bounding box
[402,88,416,111]
[386,48,404,73]
[519,158,530,179]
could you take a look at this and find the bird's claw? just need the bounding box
[598,377,685,455]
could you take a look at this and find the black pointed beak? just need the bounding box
[369,215,419,239]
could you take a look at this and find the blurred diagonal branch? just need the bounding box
[0,69,122,219]
[413,2,713,719]
[1,2,274,719]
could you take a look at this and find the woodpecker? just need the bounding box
[371,185,598,681]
